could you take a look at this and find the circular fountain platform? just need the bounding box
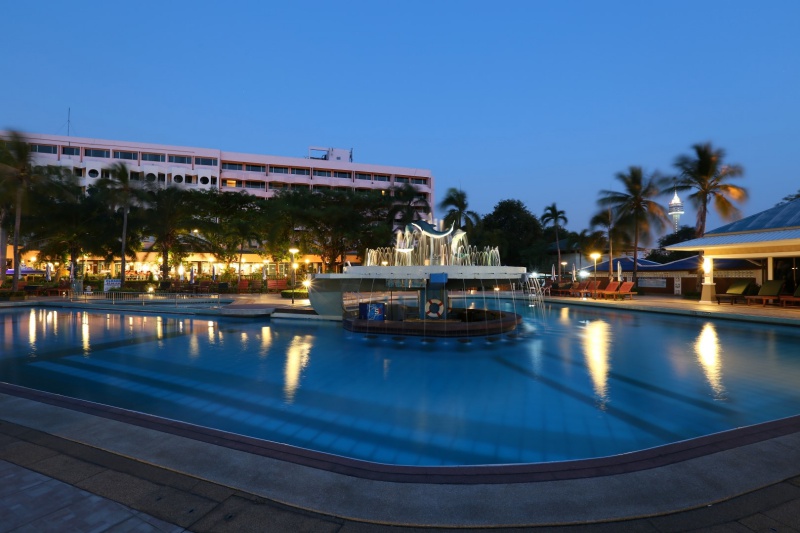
[343,309,523,337]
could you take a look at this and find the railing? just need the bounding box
[69,291,222,307]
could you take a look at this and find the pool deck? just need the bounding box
[2,293,800,531]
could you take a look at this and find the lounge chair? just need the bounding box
[780,286,800,307]
[576,280,600,298]
[568,281,589,297]
[596,281,620,299]
[551,282,577,296]
[612,281,636,300]
[744,280,785,306]
[715,279,752,305]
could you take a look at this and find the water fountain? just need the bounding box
[309,220,532,337]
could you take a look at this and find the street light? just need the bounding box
[560,261,567,282]
[590,253,601,299]
[289,247,299,304]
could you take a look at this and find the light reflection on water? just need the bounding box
[2,303,800,466]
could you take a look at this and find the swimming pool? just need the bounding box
[2,303,800,466]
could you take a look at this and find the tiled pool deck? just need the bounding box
[2,293,800,531]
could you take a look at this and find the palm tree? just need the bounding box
[598,167,669,283]
[95,162,148,287]
[541,203,568,279]
[674,143,747,237]
[0,131,67,290]
[438,188,480,233]
[142,187,197,280]
[589,208,632,280]
[388,183,431,231]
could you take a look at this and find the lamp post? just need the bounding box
[289,247,299,305]
[560,261,567,282]
[590,253,601,299]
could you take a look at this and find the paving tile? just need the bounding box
[0,440,59,466]
[0,460,50,499]
[738,511,800,533]
[648,483,800,533]
[0,477,90,531]
[0,420,31,437]
[187,478,237,503]
[76,470,162,507]
[762,498,800,530]
[189,495,342,533]
[0,431,19,448]
[106,514,187,532]
[132,485,218,529]
[679,524,754,533]
[10,492,135,533]
[27,453,108,485]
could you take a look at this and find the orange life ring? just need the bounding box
[425,298,443,318]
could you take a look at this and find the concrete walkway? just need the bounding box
[2,293,800,531]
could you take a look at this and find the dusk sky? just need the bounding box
[2,1,798,238]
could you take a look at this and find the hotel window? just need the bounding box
[374,174,389,182]
[84,148,110,158]
[222,162,243,171]
[200,176,209,185]
[113,150,138,160]
[394,176,409,184]
[411,178,427,185]
[30,144,57,154]
[269,166,289,174]
[101,169,111,179]
[210,176,217,185]
[355,173,371,180]
[268,182,286,190]
[246,164,266,172]
[168,155,192,164]
[88,169,99,178]
[73,167,84,177]
[130,171,142,180]
[334,171,351,179]
[195,157,217,166]
[62,146,80,156]
[141,153,165,162]
[173,175,184,183]
[146,173,157,182]
[246,181,265,189]
[225,179,239,187]
[313,169,331,177]
[291,168,310,176]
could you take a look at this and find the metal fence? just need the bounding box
[69,291,222,307]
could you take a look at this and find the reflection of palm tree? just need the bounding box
[541,203,567,279]
[674,143,747,237]
[96,162,147,287]
[438,188,480,232]
[598,167,668,283]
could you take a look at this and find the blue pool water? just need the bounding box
[2,303,800,466]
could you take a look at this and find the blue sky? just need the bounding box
[2,1,798,238]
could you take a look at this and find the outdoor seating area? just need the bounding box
[745,280,786,307]
[715,279,752,305]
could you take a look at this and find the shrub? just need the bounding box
[280,289,308,299]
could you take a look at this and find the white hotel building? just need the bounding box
[4,132,434,277]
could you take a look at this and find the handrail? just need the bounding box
[69,291,221,307]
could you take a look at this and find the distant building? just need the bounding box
[8,132,433,205]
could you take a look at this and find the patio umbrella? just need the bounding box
[618,260,623,282]
[262,266,267,281]
[45,264,52,282]
[212,265,216,282]
[190,267,195,284]
[572,263,577,282]
[551,264,556,281]
[69,261,75,282]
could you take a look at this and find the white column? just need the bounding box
[700,256,717,303]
